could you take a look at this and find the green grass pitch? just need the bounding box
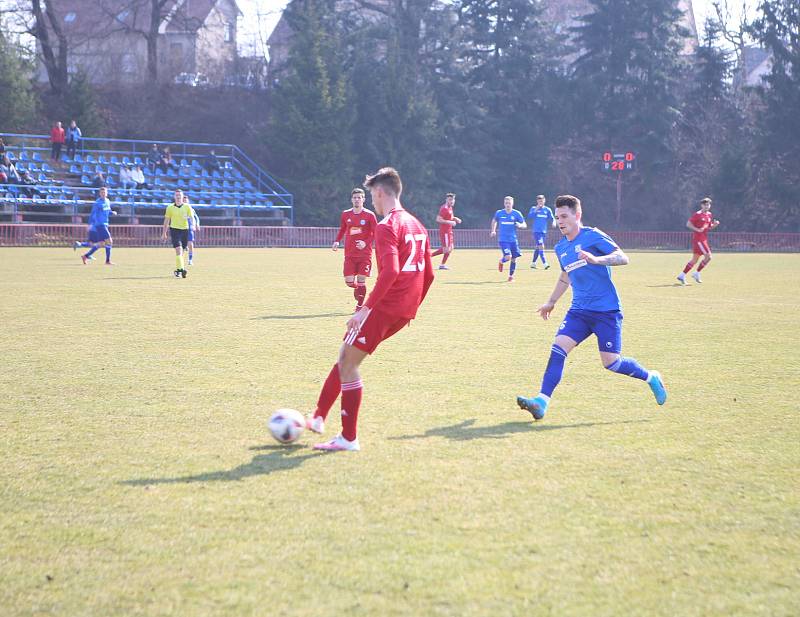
[1,247,798,616]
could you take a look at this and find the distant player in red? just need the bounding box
[308,167,435,451]
[333,188,378,310]
[431,192,461,270]
[677,197,720,284]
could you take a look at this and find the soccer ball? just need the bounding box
[268,408,306,444]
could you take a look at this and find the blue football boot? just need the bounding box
[517,395,548,421]
[648,371,667,405]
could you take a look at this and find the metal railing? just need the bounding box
[1,224,798,251]
[0,132,293,223]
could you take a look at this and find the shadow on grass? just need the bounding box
[120,445,317,485]
[389,418,651,441]
[646,283,687,288]
[103,276,168,280]
[253,312,351,320]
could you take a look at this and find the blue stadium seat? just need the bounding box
[42,162,53,173]
[74,154,83,163]
[122,156,132,166]
[98,155,108,164]
[86,154,96,163]
[179,158,189,167]
[32,152,43,162]
[82,164,92,173]
[191,159,201,168]
[110,156,120,165]
[134,156,143,165]
[37,173,47,182]
[81,175,91,185]
[18,151,29,161]
[69,164,80,174]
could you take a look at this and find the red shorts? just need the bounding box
[439,230,454,251]
[343,308,410,354]
[692,240,711,256]
[343,257,372,277]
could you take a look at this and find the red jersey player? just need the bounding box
[308,167,435,451]
[333,188,378,309]
[677,197,720,285]
[431,192,461,270]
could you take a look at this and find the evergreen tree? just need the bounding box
[265,0,355,225]
[64,72,105,137]
[748,0,800,228]
[0,32,37,132]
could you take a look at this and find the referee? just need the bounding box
[161,189,194,278]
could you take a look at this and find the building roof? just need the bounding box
[52,0,240,36]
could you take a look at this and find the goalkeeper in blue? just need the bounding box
[516,195,667,420]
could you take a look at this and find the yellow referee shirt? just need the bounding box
[164,202,194,230]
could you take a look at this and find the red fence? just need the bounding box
[1,224,798,251]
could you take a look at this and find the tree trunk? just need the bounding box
[31,0,69,95]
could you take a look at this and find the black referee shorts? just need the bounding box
[170,227,189,249]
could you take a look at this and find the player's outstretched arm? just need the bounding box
[538,272,570,320]
[579,248,629,267]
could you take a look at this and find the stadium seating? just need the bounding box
[0,134,293,226]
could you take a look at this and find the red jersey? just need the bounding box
[438,203,454,235]
[689,210,713,242]
[335,208,377,260]
[365,206,435,319]
[50,127,65,144]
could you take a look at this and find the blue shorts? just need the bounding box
[499,240,522,259]
[188,228,195,242]
[557,309,622,353]
[533,232,547,247]
[88,225,110,243]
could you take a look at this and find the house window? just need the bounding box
[224,23,234,43]
[121,53,136,74]
[64,12,76,23]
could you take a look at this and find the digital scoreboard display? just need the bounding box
[602,151,635,171]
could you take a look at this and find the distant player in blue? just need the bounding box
[516,194,666,420]
[76,187,116,265]
[186,195,200,265]
[490,196,527,282]
[527,194,555,269]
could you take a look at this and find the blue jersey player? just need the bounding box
[516,195,666,420]
[76,187,116,265]
[186,195,200,266]
[527,194,555,269]
[490,196,527,282]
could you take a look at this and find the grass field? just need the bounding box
[1,247,799,616]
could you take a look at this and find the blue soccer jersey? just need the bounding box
[493,209,525,243]
[555,227,622,312]
[528,206,554,233]
[89,197,112,227]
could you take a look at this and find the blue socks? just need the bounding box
[605,356,649,381]
[85,246,99,257]
[533,249,541,262]
[105,246,112,262]
[509,260,517,276]
[189,251,193,260]
[540,344,568,396]
[78,241,91,247]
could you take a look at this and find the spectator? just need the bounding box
[158,146,178,173]
[92,171,106,190]
[131,164,148,189]
[147,144,162,172]
[2,155,21,184]
[203,149,221,173]
[20,170,44,198]
[0,137,6,156]
[119,165,136,190]
[66,120,82,159]
[50,121,66,161]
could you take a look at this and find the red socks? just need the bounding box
[431,248,443,257]
[314,364,341,420]
[441,251,450,265]
[354,284,366,306]
[340,380,363,441]
[697,258,709,272]
[683,262,694,274]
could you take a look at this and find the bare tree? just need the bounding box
[711,1,754,95]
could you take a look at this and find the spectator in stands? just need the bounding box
[20,170,44,198]
[2,155,21,184]
[92,171,106,191]
[132,164,148,189]
[203,149,221,173]
[158,147,178,173]
[66,120,82,159]
[119,165,135,190]
[147,144,162,172]
[0,137,6,156]
[50,121,66,161]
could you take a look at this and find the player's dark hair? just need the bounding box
[536,194,545,200]
[364,167,402,197]
[555,195,581,212]
[446,192,455,198]
[351,188,365,196]
[700,197,712,204]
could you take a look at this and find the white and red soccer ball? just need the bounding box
[268,408,305,444]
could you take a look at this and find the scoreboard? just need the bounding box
[602,151,636,172]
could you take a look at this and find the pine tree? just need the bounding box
[64,72,105,137]
[0,32,38,132]
[265,0,355,225]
